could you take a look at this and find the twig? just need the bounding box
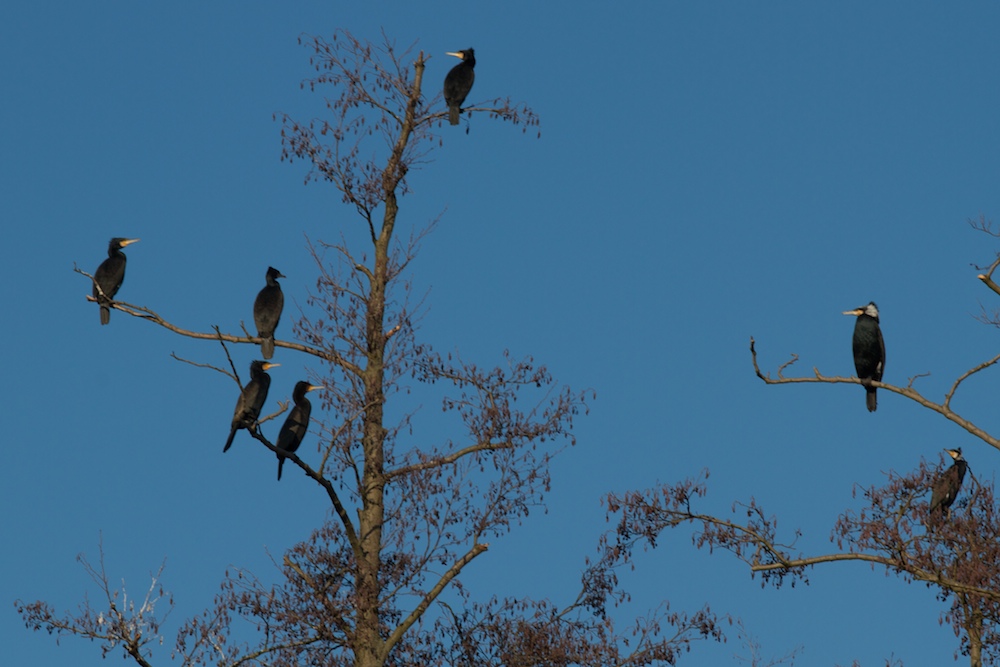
[257,401,289,426]
[944,352,1000,409]
[169,353,237,382]
[215,326,241,385]
[906,371,931,389]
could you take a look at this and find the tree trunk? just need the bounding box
[968,608,982,667]
[353,200,392,667]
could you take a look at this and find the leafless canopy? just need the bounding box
[602,459,1000,666]
[23,29,728,667]
[591,226,1000,666]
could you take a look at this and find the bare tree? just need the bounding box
[601,460,1000,666]
[589,229,1000,666]
[17,539,170,667]
[19,30,727,667]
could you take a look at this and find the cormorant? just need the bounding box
[929,448,968,516]
[444,48,475,125]
[253,267,285,360]
[223,360,279,452]
[276,381,322,481]
[843,302,885,412]
[93,237,140,325]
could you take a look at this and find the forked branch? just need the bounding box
[977,255,1000,298]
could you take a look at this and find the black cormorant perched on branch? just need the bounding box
[93,237,140,325]
[276,381,322,481]
[223,360,279,452]
[444,48,475,125]
[843,302,884,412]
[929,448,968,516]
[253,267,285,359]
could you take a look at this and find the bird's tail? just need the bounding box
[866,387,877,412]
[449,105,460,125]
[100,304,111,325]
[223,427,237,453]
[261,336,275,360]
[277,454,285,481]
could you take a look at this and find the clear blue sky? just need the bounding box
[5,2,1000,664]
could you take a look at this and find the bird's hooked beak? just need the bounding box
[446,51,465,60]
[263,363,281,371]
[946,448,961,459]
[120,238,140,247]
[307,384,323,392]
[842,308,864,316]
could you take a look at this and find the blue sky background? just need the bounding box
[5,2,1000,664]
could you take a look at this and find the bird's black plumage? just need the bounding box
[276,381,322,481]
[93,237,139,325]
[253,267,285,360]
[223,360,279,452]
[844,302,885,412]
[444,48,475,125]
[929,448,968,516]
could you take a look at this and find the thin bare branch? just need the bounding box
[750,337,1000,450]
[385,440,515,480]
[76,268,362,377]
[246,427,361,559]
[749,551,1000,602]
[944,352,1000,409]
[906,371,931,389]
[383,542,489,658]
[169,353,237,381]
